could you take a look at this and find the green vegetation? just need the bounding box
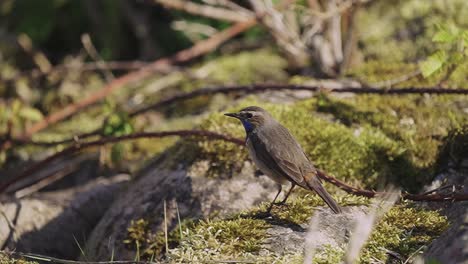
[124,197,448,263]
[0,253,38,264]
[361,205,449,262]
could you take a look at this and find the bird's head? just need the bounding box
[224,106,270,134]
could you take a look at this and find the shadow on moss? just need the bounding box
[435,125,468,172]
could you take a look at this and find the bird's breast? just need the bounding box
[246,136,288,185]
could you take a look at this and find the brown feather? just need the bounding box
[303,172,342,214]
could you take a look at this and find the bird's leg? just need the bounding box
[278,184,295,205]
[266,184,282,213]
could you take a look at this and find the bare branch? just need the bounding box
[151,0,253,22]
[317,169,468,202]
[130,83,468,117]
[0,130,244,194]
[368,69,422,89]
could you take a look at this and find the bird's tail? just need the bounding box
[304,172,342,214]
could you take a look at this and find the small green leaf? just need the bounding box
[419,51,447,78]
[432,23,460,43]
[102,112,133,136]
[432,30,458,43]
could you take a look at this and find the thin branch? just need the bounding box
[4,83,468,150]
[308,0,355,20]
[0,130,244,193]
[3,127,468,202]
[150,0,253,22]
[202,0,252,14]
[420,184,458,196]
[317,170,468,201]
[368,69,422,89]
[0,210,18,250]
[81,34,115,82]
[129,83,468,117]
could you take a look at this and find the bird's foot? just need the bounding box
[251,210,272,219]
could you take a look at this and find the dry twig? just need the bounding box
[130,84,468,116]
[151,0,253,22]
[317,170,468,201]
[4,83,468,150]
[0,130,243,193]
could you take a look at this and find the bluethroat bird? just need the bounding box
[225,106,342,214]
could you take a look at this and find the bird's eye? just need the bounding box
[245,113,253,118]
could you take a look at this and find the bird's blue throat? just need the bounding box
[241,119,254,134]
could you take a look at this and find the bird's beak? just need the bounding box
[224,112,241,119]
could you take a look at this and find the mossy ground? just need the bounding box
[124,196,448,263]
[0,253,38,264]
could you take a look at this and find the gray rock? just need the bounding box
[260,206,367,256]
[423,168,468,263]
[0,174,129,259]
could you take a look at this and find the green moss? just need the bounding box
[159,49,288,117]
[357,0,468,65]
[247,192,369,224]
[167,217,269,262]
[360,205,449,262]
[313,245,346,264]
[436,125,468,170]
[123,200,447,263]
[0,253,38,264]
[347,60,468,88]
[314,93,467,190]
[192,49,288,86]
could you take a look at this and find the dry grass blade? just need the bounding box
[344,187,400,263]
[151,0,253,22]
[303,213,321,263]
[163,199,169,255]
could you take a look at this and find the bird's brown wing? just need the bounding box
[252,124,342,214]
[249,126,310,187]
